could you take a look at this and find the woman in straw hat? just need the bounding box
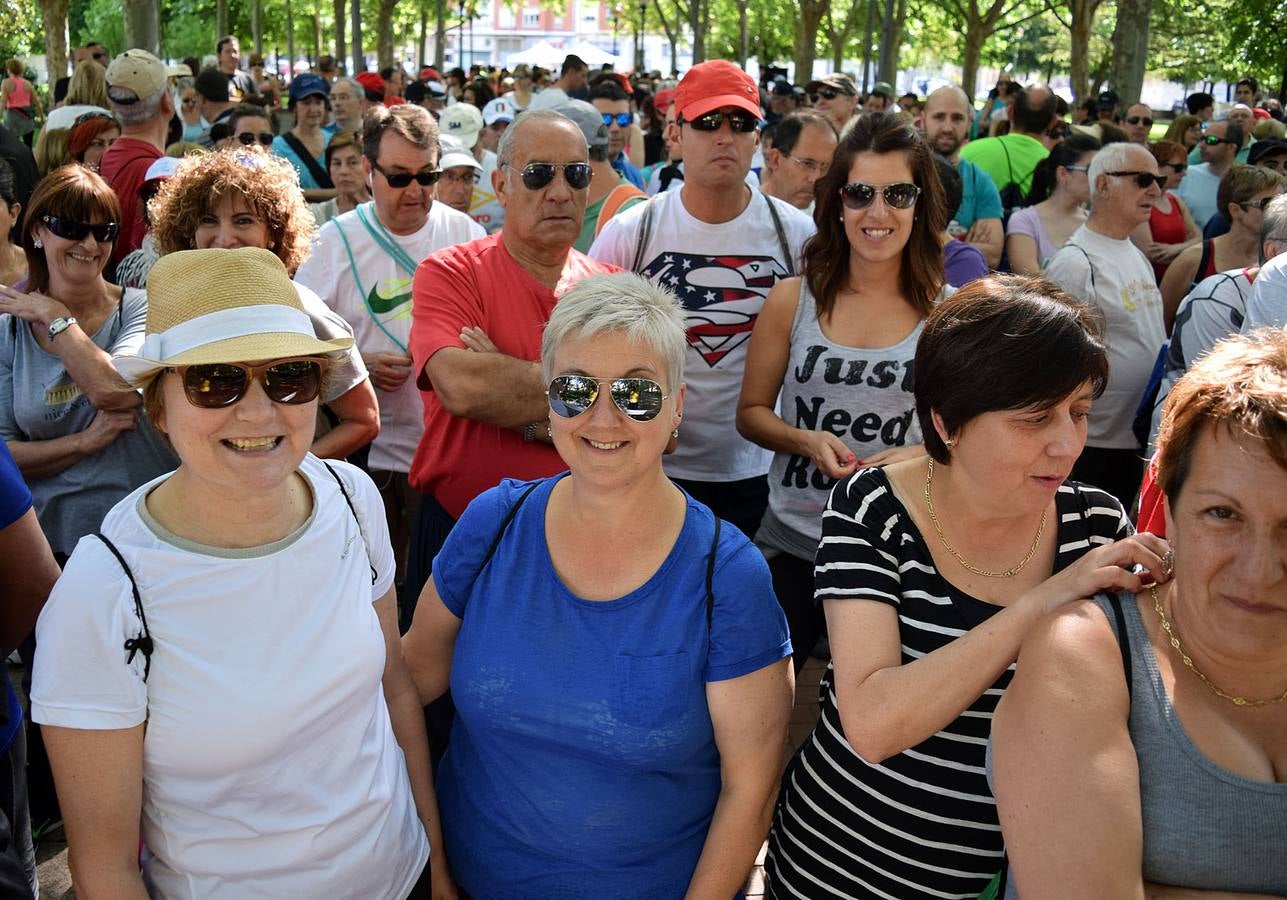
[29,247,443,898]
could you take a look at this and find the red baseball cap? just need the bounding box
[653,87,676,114]
[419,66,441,81]
[674,60,761,121]
[355,71,386,102]
[1252,107,1271,120]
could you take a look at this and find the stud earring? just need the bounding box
[944,438,955,450]
[672,428,679,439]
[33,239,42,249]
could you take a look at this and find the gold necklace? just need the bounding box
[923,458,1046,578]
[1151,585,1287,707]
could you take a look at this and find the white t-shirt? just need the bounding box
[589,188,815,481]
[470,149,505,234]
[31,455,427,899]
[646,162,760,196]
[529,87,569,109]
[1046,224,1166,449]
[296,201,484,472]
[1242,251,1287,331]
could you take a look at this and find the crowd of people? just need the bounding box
[0,31,1283,900]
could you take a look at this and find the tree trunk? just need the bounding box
[217,0,229,40]
[861,0,875,92]
[794,0,825,84]
[1108,0,1152,106]
[122,0,159,54]
[419,0,428,67]
[959,19,986,99]
[333,0,347,69]
[1067,0,1103,101]
[40,0,69,81]
[351,0,364,75]
[286,0,296,82]
[313,0,324,65]
[377,0,398,68]
[877,0,896,85]
[653,0,679,76]
[252,0,263,55]
[434,0,446,69]
[738,0,748,69]
[890,0,907,76]
[688,0,707,64]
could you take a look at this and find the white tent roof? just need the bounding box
[506,41,564,68]
[566,40,624,68]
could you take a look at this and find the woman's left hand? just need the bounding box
[0,283,68,328]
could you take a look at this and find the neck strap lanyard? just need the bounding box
[335,202,421,352]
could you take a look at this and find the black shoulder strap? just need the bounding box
[1109,597,1134,703]
[281,132,334,189]
[1193,239,1214,289]
[323,461,377,585]
[95,532,153,683]
[1064,239,1098,298]
[481,480,543,571]
[998,137,1016,188]
[705,517,721,629]
[762,195,794,277]
[631,198,656,273]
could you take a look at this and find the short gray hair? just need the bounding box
[1088,141,1150,208]
[497,108,585,169]
[107,85,166,126]
[1262,194,1287,256]
[541,273,687,394]
[333,76,362,97]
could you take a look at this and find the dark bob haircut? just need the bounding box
[915,274,1109,464]
[22,165,122,294]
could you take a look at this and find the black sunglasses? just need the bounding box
[601,112,632,127]
[172,358,326,408]
[1107,171,1166,190]
[373,162,441,187]
[1202,134,1235,146]
[39,214,119,243]
[547,375,668,422]
[681,110,760,133]
[1046,125,1070,139]
[838,181,921,210]
[507,162,593,190]
[1167,162,1188,174]
[811,88,840,102]
[1124,115,1153,128]
[237,131,275,147]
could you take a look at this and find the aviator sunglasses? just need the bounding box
[39,214,120,243]
[1107,171,1167,190]
[547,374,669,422]
[838,181,921,211]
[171,358,326,408]
[507,162,593,190]
[681,110,760,133]
[373,162,441,187]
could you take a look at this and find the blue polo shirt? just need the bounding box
[956,158,1004,229]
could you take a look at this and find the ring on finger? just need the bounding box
[1161,549,1174,579]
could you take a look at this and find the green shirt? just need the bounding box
[575,176,646,252]
[959,132,1050,197]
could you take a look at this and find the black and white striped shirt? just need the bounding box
[765,467,1129,899]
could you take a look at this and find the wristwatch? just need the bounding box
[47,316,78,342]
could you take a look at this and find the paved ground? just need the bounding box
[18,657,829,899]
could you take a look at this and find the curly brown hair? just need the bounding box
[149,147,316,273]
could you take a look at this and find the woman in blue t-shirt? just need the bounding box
[402,272,794,899]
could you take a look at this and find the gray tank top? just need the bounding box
[1094,592,1287,893]
[757,279,922,560]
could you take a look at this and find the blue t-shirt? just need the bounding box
[271,134,328,191]
[956,158,1003,230]
[433,475,791,900]
[612,152,646,190]
[0,440,30,530]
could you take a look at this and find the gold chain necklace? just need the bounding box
[1151,586,1287,707]
[923,458,1046,578]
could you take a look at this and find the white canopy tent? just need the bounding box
[565,40,625,69]
[506,41,565,68]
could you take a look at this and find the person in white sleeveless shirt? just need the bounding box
[737,112,943,670]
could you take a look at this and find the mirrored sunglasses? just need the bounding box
[838,181,921,210]
[602,112,632,127]
[39,214,119,243]
[509,162,593,190]
[1202,134,1234,146]
[683,110,760,133]
[172,358,326,408]
[237,131,275,147]
[1107,170,1167,190]
[547,374,668,422]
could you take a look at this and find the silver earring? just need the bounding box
[944,438,955,449]
[33,239,42,249]
[672,428,679,439]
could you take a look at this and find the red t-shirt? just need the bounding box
[99,137,162,264]
[1136,456,1166,537]
[408,232,618,518]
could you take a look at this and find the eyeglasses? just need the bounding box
[810,88,840,102]
[171,358,326,408]
[788,155,830,175]
[1202,134,1235,146]
[237,131,275,147]
[681,110,760,133]
[1107,171,1166,190]
[547,374,669,422]
[372,162,441,187]
[601,112,632,127]
[39,214,119,243]
[438,169,480,185]
[838,181,921,210]
[73,111,116,128]
[1124,115,1154,128]
[505,161,592,190]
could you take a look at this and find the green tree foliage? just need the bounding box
[0,0,44,61]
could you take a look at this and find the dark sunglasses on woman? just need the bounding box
[681,110,760,133]
[1108,171,1167,190]
[39,214,120,243]
[547,375,668,422]
[171,358,326,408]
[810,88,840,102]
[838,182,921,211]
[507,162,593,190]
[237,131,275,147]
[373,162,442,187]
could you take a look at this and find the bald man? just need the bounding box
[922,85,1003,267]
[959,83,1059,202]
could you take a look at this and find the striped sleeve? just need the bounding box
[814,469,903,608]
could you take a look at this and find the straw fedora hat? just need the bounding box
[114,247,352,384]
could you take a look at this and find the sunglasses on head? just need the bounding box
[1125,115,1153,127]
[1202,134,1234,146]
[602,112,632,127]
[838,181,921,210]
[373,162,441,187]
[547,374,668,422]
[172,358,326,408]
[1107,170,1166,190]
[681,110,760,133]
[237,131,275,147]
[39,214,119,243]
[811,88,840,102]
[73,110,116,128]
[507,161,593,190]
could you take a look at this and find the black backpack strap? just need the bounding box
[323,461,377,586]
[762,195,795,277]
[631,198,656,273]
[705,517,721,629]
[1109,597,1134,703]
[95,532,152,683]
[481,481,543,571]
[281,131,335,188]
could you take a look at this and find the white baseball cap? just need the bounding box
[482,97,516,126]
[438,135,482,173]
[439,104,483,147]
